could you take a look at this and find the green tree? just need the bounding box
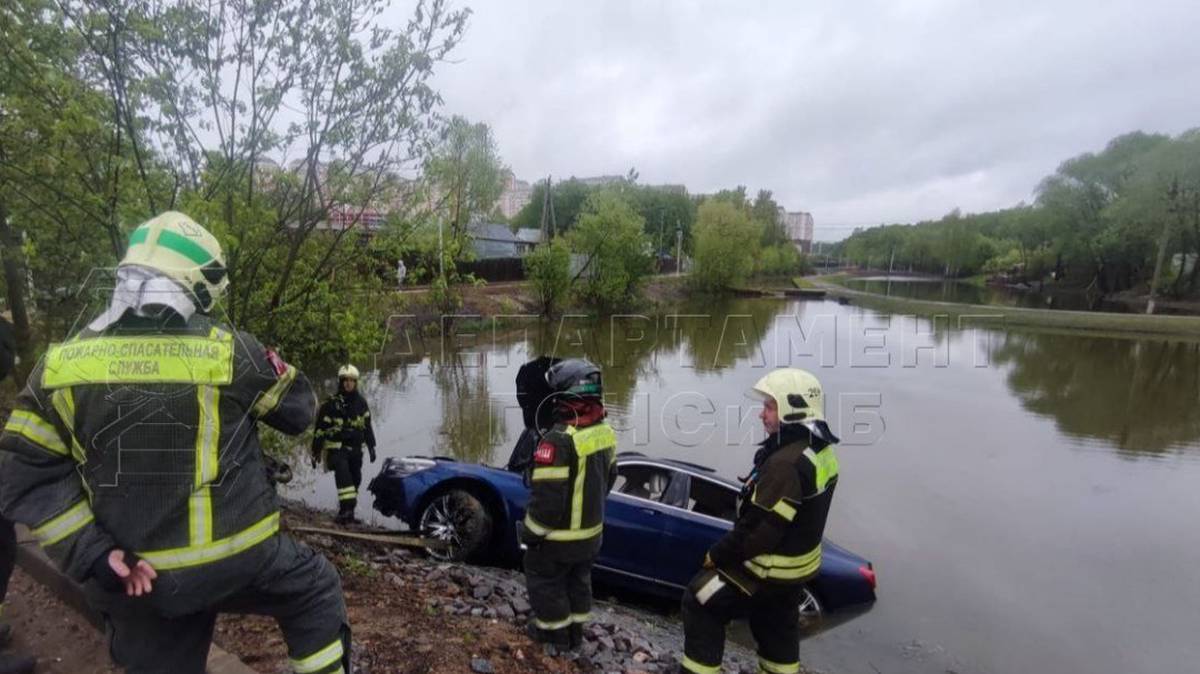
[425,116,506,257]
[569,191,653,311]
[524,238,571,315]
[48,0,470,363]
[692,199,761,291]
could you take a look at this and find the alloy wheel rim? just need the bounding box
[420,495,465,560]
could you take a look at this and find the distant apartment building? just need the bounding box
[498,171,533,219]
[781,210,814,253]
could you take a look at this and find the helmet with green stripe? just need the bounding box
[121,212,228,312]
[749,368,825,423]
[546,358,603,400]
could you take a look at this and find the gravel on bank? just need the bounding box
[217,501,777,674]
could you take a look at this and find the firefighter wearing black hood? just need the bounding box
[312,365,376,524]
[0,212,349,674]
[517,358,617,652]
[679,368,840,674]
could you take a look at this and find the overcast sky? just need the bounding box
[427,0,1199,240]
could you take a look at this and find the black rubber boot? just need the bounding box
[567,624,583,651]
[0,623,10,649]
[527,622,570,655]
[0,652,36,674]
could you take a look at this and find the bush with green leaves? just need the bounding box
[524,238,572,315]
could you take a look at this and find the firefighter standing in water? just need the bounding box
[0,212,349,674]
[517,358,618,653]
[312,365,376,525]
[679,368,840,674]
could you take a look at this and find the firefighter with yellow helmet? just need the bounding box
[312,364,377,524]
[679,368,840,674]
[0,212,350,674]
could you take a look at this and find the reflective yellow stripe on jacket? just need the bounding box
[567,423,615,531]
[3,410,69,457]
[744,545,823,580]
[139,512,280,571]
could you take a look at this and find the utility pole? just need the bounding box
[437,219,444,282]
[675,222,683,276]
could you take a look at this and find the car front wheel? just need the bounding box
[417,489,493,562]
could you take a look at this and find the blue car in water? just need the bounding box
[368,452,876,632]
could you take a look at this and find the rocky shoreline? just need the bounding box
[217,501,775,674]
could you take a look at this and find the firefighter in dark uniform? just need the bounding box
[0,212,349,674]
[0,315,35,674]
[679,368,840,674]
[517,359,617,652]
[311,365,376,525]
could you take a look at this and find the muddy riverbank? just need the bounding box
[217,501,774,674]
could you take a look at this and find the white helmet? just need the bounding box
[121,212,228,312]
[749,368,825,423]
[338,364,360,380]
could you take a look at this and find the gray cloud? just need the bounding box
[421,0,1200,239]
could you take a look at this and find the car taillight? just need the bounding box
[858,564,877,589]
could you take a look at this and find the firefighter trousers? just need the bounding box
[328,448,364,516]
[91,534,349,674]
[680,570,805,674]
[523,544,595,638]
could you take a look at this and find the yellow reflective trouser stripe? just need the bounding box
[681,655,722,674]
[771,499,797,522]
[4,410,69,457]
[32,499,94,546]
[531,466,569,481]
[252,364,297,417]
[522,515,603,542]
[290,637,344,674]
[41,334,235,388]
[337,487,357,501]
[803,447,839,491]
[745,546,822,579]
[570,612,592,624]
[140,512,279,571]
[190,385,220,546]
[758,657,801,674]
[534,616,572,630]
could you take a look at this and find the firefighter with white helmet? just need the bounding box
[312,364,377,524]
[679,368,840,674]
[0,212,349,674]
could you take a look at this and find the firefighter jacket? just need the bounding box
[312,390,375,460]
[0,312,316,584]
[520,419,618,557]
[708,424,839,595]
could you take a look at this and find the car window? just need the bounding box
[688,477,738,521]
[613,464,672,502]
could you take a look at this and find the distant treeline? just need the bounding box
[836,130,1200,299]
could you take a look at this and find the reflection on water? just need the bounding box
[991,332,1200,454]
[353,297,1200,463]
[844,277,1103,312]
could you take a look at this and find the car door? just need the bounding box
[656,473,739,589]
[597,462,677,584]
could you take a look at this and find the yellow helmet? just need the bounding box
[121,212,227,312]
[749,368,825,423]
[338,364,360,380]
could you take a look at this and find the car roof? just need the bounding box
[616,452,740,489]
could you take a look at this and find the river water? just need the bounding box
[287,296,1200,674]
